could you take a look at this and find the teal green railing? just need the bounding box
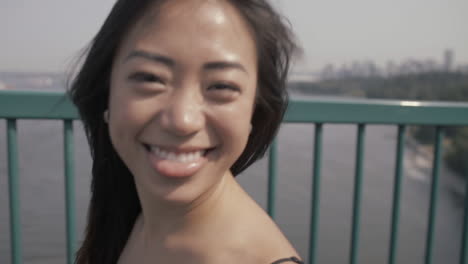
[1,91,78,264]
[1,90,468,264]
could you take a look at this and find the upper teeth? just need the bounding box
[150,146,204,163]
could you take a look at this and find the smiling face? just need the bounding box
[108,0,258,203]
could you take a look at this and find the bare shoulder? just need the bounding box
[244,216,301,263]
[213,179,302,264]
[223,199,301,263]
[213,218,301,264]
[209,236,300,264]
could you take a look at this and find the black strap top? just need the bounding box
[271,256,304,264]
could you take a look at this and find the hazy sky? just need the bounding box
[1,0,467,72]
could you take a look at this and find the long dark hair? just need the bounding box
[69,0,298,263]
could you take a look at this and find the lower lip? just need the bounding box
[146,148,209,178]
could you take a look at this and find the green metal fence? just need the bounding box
[1,90,468,264]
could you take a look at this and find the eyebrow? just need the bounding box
[124,50,248,75]
[204,61,248,75]
[124,50,175,68]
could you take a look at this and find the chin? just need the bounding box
[137,163,228,207]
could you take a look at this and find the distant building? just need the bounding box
[444,49,454,72]
[289,71,321,82]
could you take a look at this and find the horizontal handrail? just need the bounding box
[287,98,468,125]
[0,90,78,119]
[1,90,468,125]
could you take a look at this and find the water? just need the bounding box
[0,77,465,263]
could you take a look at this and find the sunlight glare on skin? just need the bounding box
[212,7,227,25]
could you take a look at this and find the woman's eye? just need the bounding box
[206,83,241,102]
[208,83,240,92]
[128,72,164,84]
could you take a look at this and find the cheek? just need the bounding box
[211,101,254,158]
[107,87,150,161]
[109,81,154,133]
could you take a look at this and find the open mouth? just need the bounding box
[142,143,215,178]
[143,144,214,162]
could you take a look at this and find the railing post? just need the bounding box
[309,123,323,264]
[64,120,76,264]
[268,138,278,218]
[7,119,22,264]
[388,125,406,264]
[460,168,468,264]
[349,124,366,264]
[424,126,444,264]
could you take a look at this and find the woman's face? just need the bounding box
[108,0,258,203]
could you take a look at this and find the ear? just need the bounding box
[103,110,109,123]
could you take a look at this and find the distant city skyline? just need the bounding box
[291,48,468,82]
[2,0,468,72]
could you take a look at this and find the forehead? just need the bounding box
[115,0,257,67]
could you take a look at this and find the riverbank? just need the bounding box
[405,131,466,205]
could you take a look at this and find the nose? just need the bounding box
[159,89,205,137]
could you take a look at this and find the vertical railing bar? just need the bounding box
[424,126,444,264]
[388,125,406,264]
[7,119,22,264]
[349,124,366,264]
[309,123,323,264]
[64,120,76,264]
[267,138,278,218]
[460,163,468,264]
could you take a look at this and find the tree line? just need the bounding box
[288,71,468,177]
